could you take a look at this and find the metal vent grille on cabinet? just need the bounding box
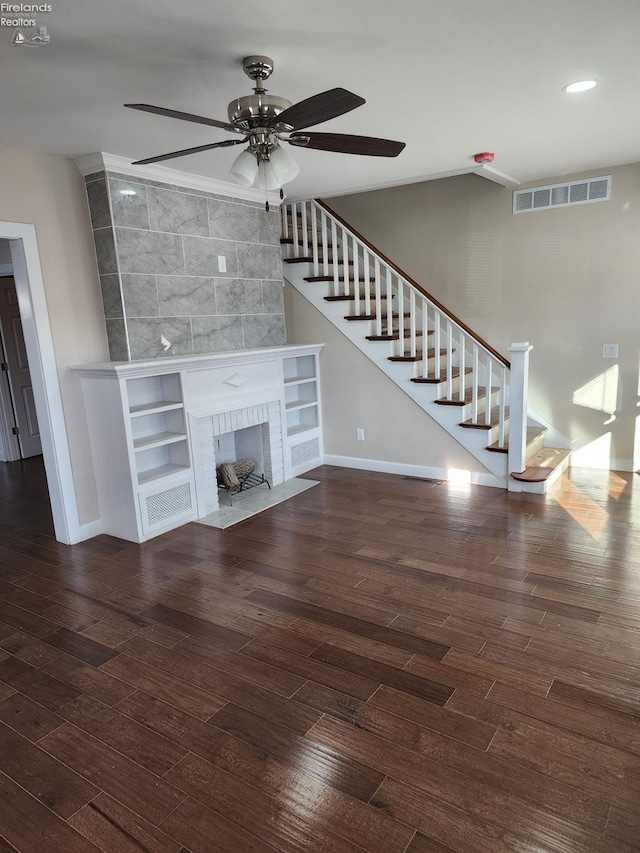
[291,438,320,469]
[513,176,611,214]
[145,482,192,526]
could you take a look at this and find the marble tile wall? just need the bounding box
[85,170,286,361]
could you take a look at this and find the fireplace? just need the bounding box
[193,400,284,515]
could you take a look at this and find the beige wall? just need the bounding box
[325,164,640,471]
[285,283,491,476]
[0,144,108,522]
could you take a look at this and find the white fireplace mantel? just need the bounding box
[73,344,324,542]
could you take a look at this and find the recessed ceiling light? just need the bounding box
[563,80,598,93]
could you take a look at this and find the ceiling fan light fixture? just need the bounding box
[256,160,281,191]
[229,148,258,186]
[269,145,299,185]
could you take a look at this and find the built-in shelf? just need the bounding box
[285,400,318,412]
[133,431,188,452]
[284,377,316,387]
[287,423,319,437]
[137,463,191,486]
[129,401,184,417]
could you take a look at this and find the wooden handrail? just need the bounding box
[316,199,510,369]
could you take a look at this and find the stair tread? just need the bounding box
[389,347,449,363]
[305,276,375,283]
[411,368,473,384]
[325,294,389,302]
[460,406,510,429]
[435,386,499,406]
[345,312,410,321]
[366,330,425,341]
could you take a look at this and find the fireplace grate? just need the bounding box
[218,470,271,505]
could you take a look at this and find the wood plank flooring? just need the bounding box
[0,458,640,852]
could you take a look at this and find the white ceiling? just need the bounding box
[1,0,639,200]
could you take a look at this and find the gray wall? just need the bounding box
[85,171,286,361]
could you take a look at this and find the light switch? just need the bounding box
[218,255,227,273]
[602,344,618,358]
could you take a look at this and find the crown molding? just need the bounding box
[73,152,282,205]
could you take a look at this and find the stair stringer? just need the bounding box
[284,264,509,488]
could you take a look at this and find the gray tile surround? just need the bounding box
[192,315,243,354]
[148,186,209,236]
[121,274,158,318]
[128,318,193,360]
[158,276,216,316]
[100,274,123,318]
[86,171,286,361]
[183,235,238,278]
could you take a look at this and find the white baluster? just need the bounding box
[485,360,492,425]
[446,319,453,400]
[471,344,479,423]
[458,332,466,403]
[311,203,319,276]
[301,203,309,258]
[292,203,299,257]
[341,227,349,296]
[409,288,416,358]
[374,257,382,336]
[353,239,360,316]
[434,311,441,380]
[336,219,340,296]
[363,248,371,316]
[397,278,405,356]
[422,300,429,378]
[321,213,329,277]
[385,268,393,343]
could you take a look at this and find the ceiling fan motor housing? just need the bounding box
[227,93,293,132]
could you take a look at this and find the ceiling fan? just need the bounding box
[125,55,406,195]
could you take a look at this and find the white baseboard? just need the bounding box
[323,454,504,488]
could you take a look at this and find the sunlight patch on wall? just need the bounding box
[571,432,612,470]
[573,365,619,419]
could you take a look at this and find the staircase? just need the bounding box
[281,199,571,493]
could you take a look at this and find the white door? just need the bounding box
[0,277,42,458]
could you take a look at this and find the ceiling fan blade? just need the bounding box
[274,88,365,131]
[288,132,405,157]
[132,138,247,166]
[125,103,242,134]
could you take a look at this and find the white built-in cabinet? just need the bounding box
[283,354,323,477]
[74,345,323,543]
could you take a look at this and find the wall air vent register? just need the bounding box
[513,176,611,214]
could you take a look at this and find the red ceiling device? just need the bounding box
[474,152,495,164]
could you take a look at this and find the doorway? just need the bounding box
[0,226,83,544]
[0,271,43,460]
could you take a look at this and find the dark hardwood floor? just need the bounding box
[0,457,639,852]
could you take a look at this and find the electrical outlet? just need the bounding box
[218,255,226,273]
[602,344,619,358]
[356,428,365,441]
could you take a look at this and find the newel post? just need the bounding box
[507,342,533,487]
